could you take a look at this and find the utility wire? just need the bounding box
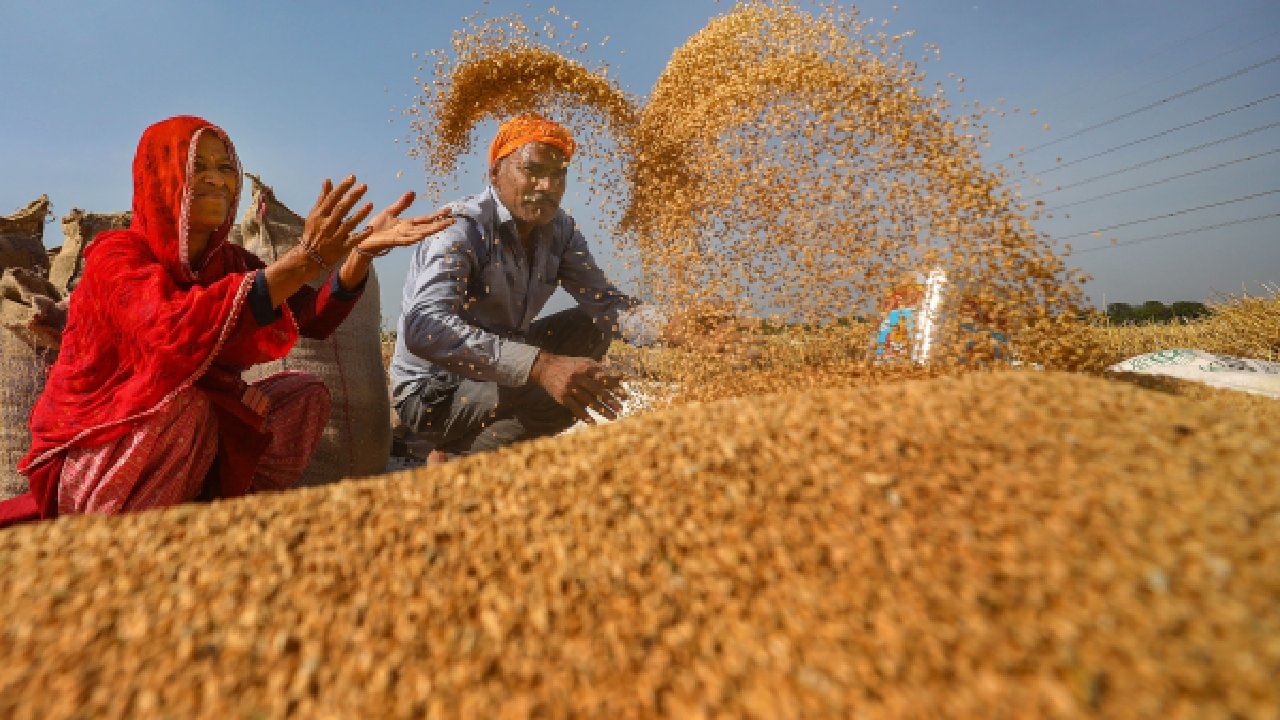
[1035,91,1280,175]
[1073,212,1280,253]
[1055,188,1280,241]
[1026,120,1280,198]
[1042,2,1274,110]
[1072,28,1280,118]
[1015,52,1280,157]
[1046,147,1280,211]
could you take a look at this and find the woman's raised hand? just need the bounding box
[300,176,375,270]
[350,191,454,257]
[266,176,450,307]
[288,176,457,298]
[299,179,453,272]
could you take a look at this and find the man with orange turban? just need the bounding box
[389,114,665,460]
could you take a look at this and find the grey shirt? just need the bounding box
[389,186,661,404]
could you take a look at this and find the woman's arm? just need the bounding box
[261,181,452,309]
[260,175,368,308]
[284,272,365,340]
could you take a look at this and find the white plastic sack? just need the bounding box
[1108,349,1280,399]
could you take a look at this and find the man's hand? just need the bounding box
[662,306,742,354]
[529,351,628,424]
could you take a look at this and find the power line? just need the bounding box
[1046,147,1280,211]
[1015,52,1280,157]
[1041,2,1275,110]
[1073,28,1280,117]
[1034,91,1280,175]
[1055,187,1280,241]
[1072,212,1280,253]
[1026,120,1280,198]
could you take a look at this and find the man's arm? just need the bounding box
[556,220,664,346]
[556,222,745,354]
[400,223,539,386]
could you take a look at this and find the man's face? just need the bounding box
[490,141,568,230]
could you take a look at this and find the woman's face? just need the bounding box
[187,132,238,259]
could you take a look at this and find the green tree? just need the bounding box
[1137,300,1173,324]
[1106,302,1136,324]
[1169,301,1209,320]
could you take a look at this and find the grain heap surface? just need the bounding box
[2,372,1277,718]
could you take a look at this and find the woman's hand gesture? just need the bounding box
[299,175,374,271]
[294,178,456,296]
[301,179,453,267]
[352,191,454,257]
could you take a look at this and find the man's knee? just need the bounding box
[400,379,500,447]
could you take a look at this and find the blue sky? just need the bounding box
[2,1,1277,323]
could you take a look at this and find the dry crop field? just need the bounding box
[1083,291,1280,367]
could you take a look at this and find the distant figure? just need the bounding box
[0,115,452,525]
[391,114,701,460]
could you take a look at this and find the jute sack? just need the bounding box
[0,269,61,354]
[0,196,50,275]
[0,198,54,500]
[0,327,46,501]
[50,209,131,295]
[231,174,391,485]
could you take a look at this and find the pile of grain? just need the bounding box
[2,372,1276,718]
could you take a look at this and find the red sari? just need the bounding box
[0,115,360,525]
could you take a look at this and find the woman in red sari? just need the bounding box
[0,115,452,523]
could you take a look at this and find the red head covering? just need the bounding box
[16,116,298,516]
[130,115,241,281]
[488,114,576,167]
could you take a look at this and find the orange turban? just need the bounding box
[488,114,576,168]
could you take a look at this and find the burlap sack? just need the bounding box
[50,209,131,295]
[0,331,46,500]
[231,174,391,485]
[0,198,55,501]
[0,196,50,276]
[0,268,62,353]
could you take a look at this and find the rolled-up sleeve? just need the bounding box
[557,221,663,345]
[400,225,540,386]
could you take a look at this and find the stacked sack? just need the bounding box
[232,174,391,485]
[0,197,54,500]
[0,199,131,500]
[50,208,131,294]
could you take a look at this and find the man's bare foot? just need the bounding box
[427,450,450,466]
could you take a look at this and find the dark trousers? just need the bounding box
[396,307,610,455]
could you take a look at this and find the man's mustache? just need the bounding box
[522,194,558,205]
